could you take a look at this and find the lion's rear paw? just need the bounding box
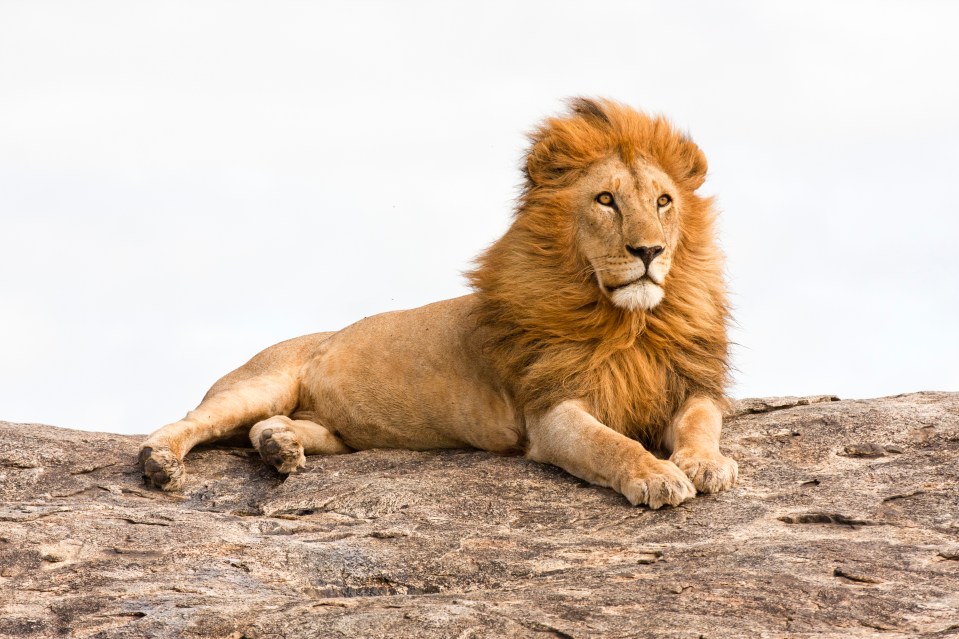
[139,446,185,491]
[622,460,696,509]
[257,428,306,474]
[670,449,738,494]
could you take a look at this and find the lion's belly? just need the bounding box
[297,295,524,453]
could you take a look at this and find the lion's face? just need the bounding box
[573,156,682,312]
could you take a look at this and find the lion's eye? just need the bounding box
[596,192,614,206]
[657,194,672,208]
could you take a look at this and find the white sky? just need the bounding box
[1,1,957,435]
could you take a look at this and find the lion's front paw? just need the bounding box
[622,459,697,509]
[255,427,306,474]
[139,446,186,491]
[670,448,738,494]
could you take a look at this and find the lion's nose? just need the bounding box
[626,244,664,268]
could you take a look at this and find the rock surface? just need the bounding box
[1,392,958,638]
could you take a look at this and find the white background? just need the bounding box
[1,1,957,435]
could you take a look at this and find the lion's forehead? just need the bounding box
[629,161,674,194]
[589,156,675,200]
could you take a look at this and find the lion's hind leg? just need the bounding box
[140,372,299,491]
[250,415,352,475]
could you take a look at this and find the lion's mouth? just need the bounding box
[605,275,662,292]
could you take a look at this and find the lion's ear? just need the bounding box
[569,98,611,126]
[678,136,708,190]
[525,134,564,186]
[526,99,610,186]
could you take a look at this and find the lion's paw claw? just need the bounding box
[258,428,306,474]
[623,460,697,509]
[670,449,738,494]
[139,446,186,491]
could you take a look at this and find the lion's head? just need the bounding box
[470,98,727,434]
[522,98,708,313]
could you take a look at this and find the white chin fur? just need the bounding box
[610,280,664,311]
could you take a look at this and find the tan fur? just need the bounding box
[140,99,737,508]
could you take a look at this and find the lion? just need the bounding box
[139,98,737,509]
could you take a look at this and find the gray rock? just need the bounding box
[1,392,958,638]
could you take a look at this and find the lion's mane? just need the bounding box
[468,98,730,443]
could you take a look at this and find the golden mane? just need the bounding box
[468,98,730,444]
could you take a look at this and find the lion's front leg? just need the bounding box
[663,396,738,494]
[525,400,695,509]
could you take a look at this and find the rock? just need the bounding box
[841,442,890,458]
[939,546,959,561]
[727,394,840,417]
[1,392,958,638]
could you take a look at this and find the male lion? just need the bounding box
[140,98,737,508]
